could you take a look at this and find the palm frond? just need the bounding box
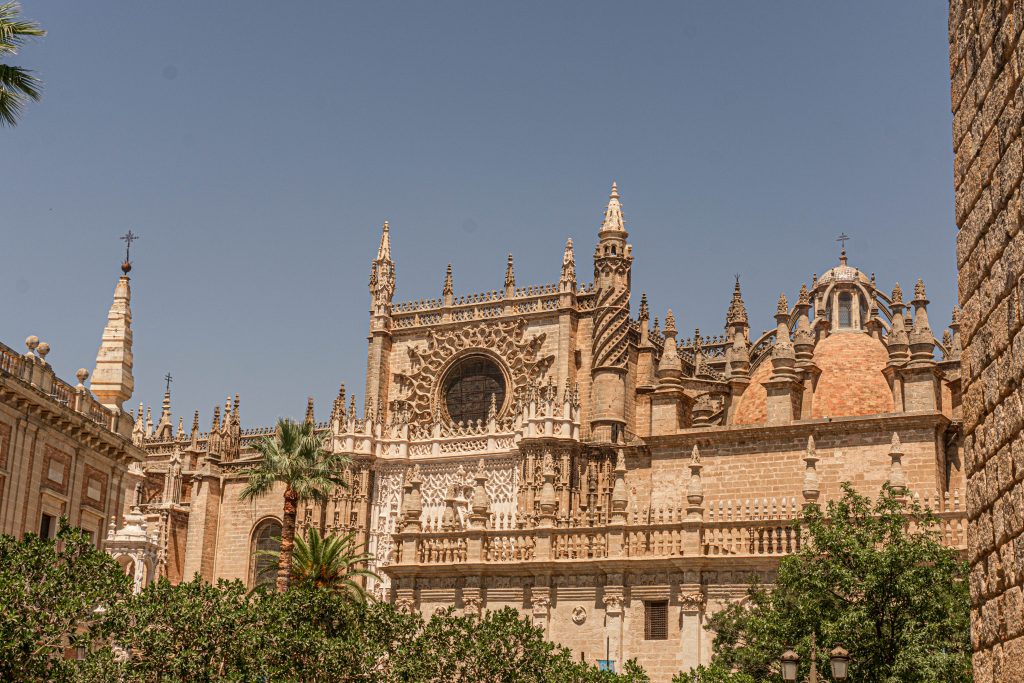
[0,3,45,55]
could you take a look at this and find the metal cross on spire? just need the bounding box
[164,372,173,394]
[836,232,850,264]
[120,230,139,273]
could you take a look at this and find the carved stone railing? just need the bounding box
[0,339,127,437]
[390,281,570,330]
[391,491,968,569]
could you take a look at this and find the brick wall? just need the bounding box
[949,2,1024,681]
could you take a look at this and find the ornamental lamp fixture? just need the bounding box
[780,648,800,681]
[829,645,850,680]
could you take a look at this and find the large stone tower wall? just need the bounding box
[949,2,1024,680]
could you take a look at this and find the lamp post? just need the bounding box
[779,639,850,681]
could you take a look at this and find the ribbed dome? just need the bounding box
[810,332,893,418]
[816,264,871,287]
[731,332,893,425]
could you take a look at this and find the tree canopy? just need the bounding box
[0,1,45,126]
[704,484,971,682]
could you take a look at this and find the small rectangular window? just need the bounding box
[39,513,55,539]
[644,600,668,640]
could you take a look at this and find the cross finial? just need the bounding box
[164,372,173,394]
[836,232,849,264]
[120,230,139,273]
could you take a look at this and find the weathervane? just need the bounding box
[120,230,139,273]
[164,372,173,394]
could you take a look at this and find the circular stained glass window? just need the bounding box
[442,355,506,425]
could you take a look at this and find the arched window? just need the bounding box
[250,518,281,588]
[838,293,853,328]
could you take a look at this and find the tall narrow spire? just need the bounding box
[600,182,626,235]
[443,263,453,295]
[504,253,515,294]
[369,221,396,318]
[559,238,576,292]
[305,397,315,425]
[726,276,748,328]
[91,255,135,410]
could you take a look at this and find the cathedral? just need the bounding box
[1,184,966,679]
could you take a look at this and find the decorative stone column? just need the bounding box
[603,582,625,668]
[678,587,707,672]
[531,583,552,634]
[764,294,803,423]
[683,446,704,556]
[888,432,907,500]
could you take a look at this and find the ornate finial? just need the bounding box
[75,368,89,387]
[891,282,903,305]
[560,237,576,290]
[164,372,173,394]
[638,292,649,322]
[488,393,497,421]
[120,230,139,274]
[914,278,927,301]
[443,263,453,296]
[811,273,818,288]
[504,253,515,290]
[727,276,748,326]
[776,293,789,317]
[305,397,315,425]
[870,272,876,288]
[942,330,952,347]
[191,410,199,435]
[664,309,677,336]
[890,431,902,453]
[806,434,816,456]
[690,444,700,465]
[951,306,960,325]
[836,232,849,265]
[798,283,810,306]
[599,181,625,234]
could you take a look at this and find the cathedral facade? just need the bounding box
[100,184,966,679]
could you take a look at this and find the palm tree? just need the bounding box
[290,527,379,600]
[0,2,45,126]
[240,417,349,592]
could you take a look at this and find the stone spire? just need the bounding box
[504,253,515,296]
[305,397,315,426]
[369,221,396,317]
[155,381,173,440]
[908,278,935,365]
[442,263,454,305]
[793,283,815,364]
[766,292,802,423]
[560,238,576,293]
[91,264,135,410]
[770,293,796,377]
[947,307,962,361]
[657,309,682,384]
[599,181,625,236]
[726,276,748,329]
[610,448,628,524]
[886,283,911,366]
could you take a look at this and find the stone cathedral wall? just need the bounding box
[949,2,1024,680]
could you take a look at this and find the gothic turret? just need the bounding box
[590,183,633,443]
[91,261,135,411]
[366,221,396,423]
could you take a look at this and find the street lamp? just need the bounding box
[780,648,800,681]
[829,645,850,680]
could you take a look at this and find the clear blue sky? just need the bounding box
[6,1,956,428]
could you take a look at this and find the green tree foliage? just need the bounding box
[706,484,971,682]
[671,663,754,683]
[288,527,378,599]
[0,519,130,682]
[0,1,45,126]
[240,417,350,591]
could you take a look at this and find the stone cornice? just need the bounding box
[0,374,143,465]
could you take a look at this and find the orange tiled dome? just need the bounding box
[810,332,893,418]
[732,332,893,424]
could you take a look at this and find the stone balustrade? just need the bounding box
[391,490,967,568]
[0,339,130,438]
